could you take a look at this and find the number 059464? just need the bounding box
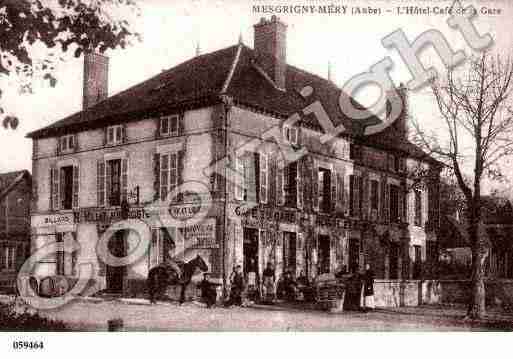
[13,341,44,350]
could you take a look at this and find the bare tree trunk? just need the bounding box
[467,226,486,319]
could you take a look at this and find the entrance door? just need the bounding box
[283,232,297,275]
[106,230,126,294]
[389,243,399,279]
[349,238,360,274]
[243,228,259,275]
[318,235,330,274]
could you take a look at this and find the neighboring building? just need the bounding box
[0,170,32,293]
[439,195,513,279]
[27,16,441,296]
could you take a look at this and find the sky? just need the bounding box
[1,0,512,194]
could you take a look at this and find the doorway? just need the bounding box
[106,230,126,294]
[349,238,360,274]
[283,232,297,275]
[243,228,259,275]
[389,243,399,280]
[318,235,330,274]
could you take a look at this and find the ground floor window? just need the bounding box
[0,244,17,271]
[150,227,177,267]
[318,235,330,274]
[413,245,422,279]
[389,243,399,279]
[348,238,360,274]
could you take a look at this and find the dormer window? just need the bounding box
[60,134,76,153]
[107,125,123,145]
[284,125,298,145]
[160,115,179,137]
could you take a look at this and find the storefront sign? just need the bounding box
[73,207,151,223]
[184,219,217,248]
[31,213,75,228]
[234,205,298,226]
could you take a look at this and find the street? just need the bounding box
[22,298,513,331]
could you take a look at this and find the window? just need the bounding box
[414,189,423,227]
[259,153,268,203]
[56,233,64,275]
[160,115,179,137]
[60,166,74,210]
[284,125,298,145]
[51,165,79,210]
[60,134,75,153]
[106,125,123,145]
[318,168,331,212]
[389,184,400,222]
[370,180,379,211]
[284,162,298,207]
[160,153,178,202]
[283,232,297,275]
[1,245,16,271]
[235,156,245,201]
[349,175,362,216]
[108,159,122,206]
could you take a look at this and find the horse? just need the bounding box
[147,254,208,304]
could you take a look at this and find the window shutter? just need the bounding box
[0,244,5,270]
[121,125,127,144]
[97,230,106,276]
[51,167,59,211]
[385,183,391,223]
[283,163,289,206]
[178,113,185,135]
[153,153,160,201]
[149,228,159,268]
[105,160,112,207]
[331,169,337,212]
[254,152,260,203]
[362,177,369,219]
[177,150,184,202]
[312,165,319,212]
[72,165,79,208]
[276,159,284,206]
[15,244,24,270]
[259,153,268,204]
[244,152,257,202]
[157,118,163,137]
[297,160,303,209]
[103,127,108,146]
[121,158,129,202]
[337,171,344,212]
[97,161,105,207]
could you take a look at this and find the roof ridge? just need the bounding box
[221,44,243,94]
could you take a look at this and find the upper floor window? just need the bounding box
[283,125,298,145]
[414,189,423,227]
[50,165,80,210]
[0,245,17,271]
[318,168,332,213]
[259,153,269,204]
[389,184,400,223]
[97,158,128,207]
[160,115,180,137]
[370,179,379,211]
[349,174,362,216]
[160,153,178,202]
[284,162,298,207]
[106,125,124,145]
[60,134,76,153]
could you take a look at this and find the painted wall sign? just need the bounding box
[31,213,75,228]
[73,207,151,223]
[169,203,203,221]
[183,218,217,248]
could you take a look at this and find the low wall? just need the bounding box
[373,279,513,309]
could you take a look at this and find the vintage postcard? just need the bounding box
[0,0,513,349]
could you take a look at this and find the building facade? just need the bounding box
[0,170,32,293]
[28,17,440,296]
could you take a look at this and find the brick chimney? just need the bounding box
[83,52,109,110]
[253,16,287,89]
[386,83,408,139]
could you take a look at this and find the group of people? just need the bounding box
[197,262,376,311]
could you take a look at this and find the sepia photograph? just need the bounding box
[0,0,513,351]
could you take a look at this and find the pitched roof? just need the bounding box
[26,43,433,162]
[0,170,31,201]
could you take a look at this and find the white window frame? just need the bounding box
[259,153,268,204]
[160,152,178,202]
[3,245,16,271]
[106,125,123,145]
[160,115,180,137]
[284,125,298,145]
[235,156,245,201]
[60,134,75,153]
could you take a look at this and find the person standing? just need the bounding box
[198,273,218,308]
[362,263,375,312]
[225,265,244,307]
[262,262,275,304]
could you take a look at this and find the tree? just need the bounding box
[0,0,141,128]
[412,53,513,319]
